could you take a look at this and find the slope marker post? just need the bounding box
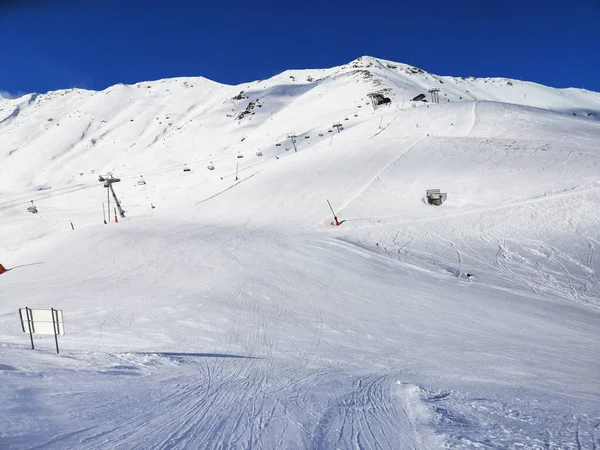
[326,199,340,226]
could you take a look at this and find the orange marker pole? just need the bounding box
[327,199,340,226]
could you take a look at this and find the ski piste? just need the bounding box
[1,56,599,448]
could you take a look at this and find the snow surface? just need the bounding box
[1,56,600,449]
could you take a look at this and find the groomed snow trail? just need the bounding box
[2,227,599,449]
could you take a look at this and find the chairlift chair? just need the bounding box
[183,164,191,172]
[256,151,263,156]
[137,176,146,185]
[275,143,281,146]
[318,133,323,137]
[27,201,38,214]
[207,164,215,170]
[237,155,244,158]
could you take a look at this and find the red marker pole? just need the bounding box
[327,199,340,226]
[114,207,118,223]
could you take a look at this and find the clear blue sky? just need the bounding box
[1,0,598,97]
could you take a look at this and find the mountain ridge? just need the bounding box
[2,55,600,100]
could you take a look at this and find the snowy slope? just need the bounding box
[1,56,600,449]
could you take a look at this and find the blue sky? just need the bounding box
[1,0,599,96]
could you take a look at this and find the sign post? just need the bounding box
[22,307,35,350]
[19,307,64,354]
[51,308,61,354]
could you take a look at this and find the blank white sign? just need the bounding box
[19,309,64,335]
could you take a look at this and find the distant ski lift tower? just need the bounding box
[428,89,440,104]
[287,134,297,152]
[98,172,126,219]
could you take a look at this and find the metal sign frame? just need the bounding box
[19,307,64,354]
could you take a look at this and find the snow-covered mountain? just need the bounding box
[1,56,599,449]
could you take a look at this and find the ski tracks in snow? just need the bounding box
[331,137,423,222]
[425,389,600,449]
[312,375,438,450]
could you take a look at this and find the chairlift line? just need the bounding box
[3,108,364,213]
[1,148,276,212]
